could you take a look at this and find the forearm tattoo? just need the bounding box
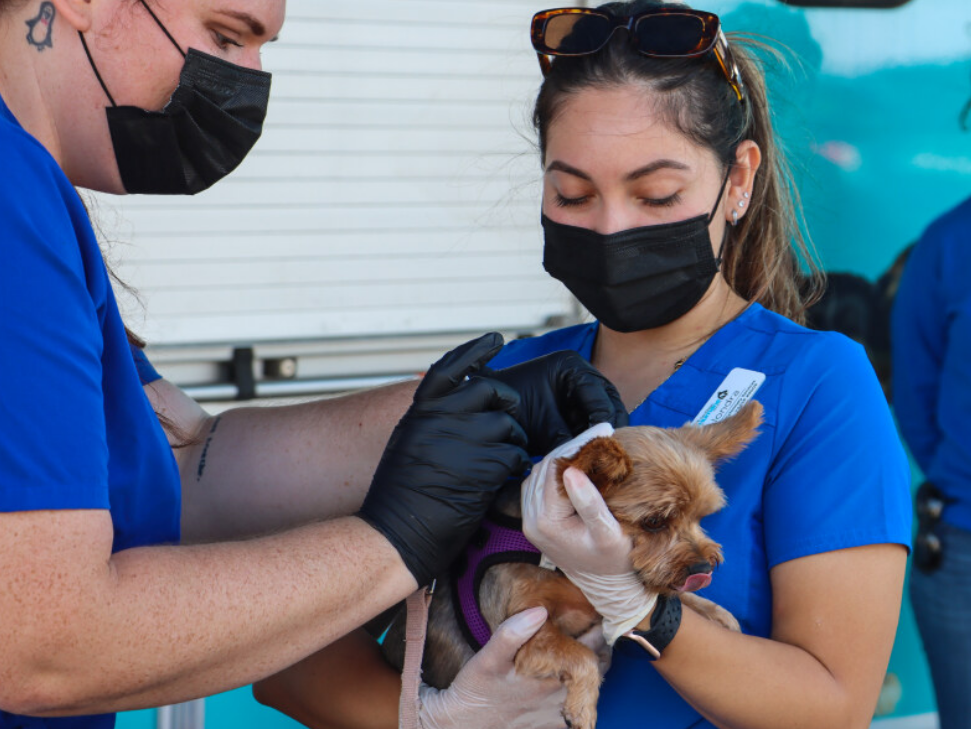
[25,2,55,51]
[196,416,223,482]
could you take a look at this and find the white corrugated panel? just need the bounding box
[99,0,575,347]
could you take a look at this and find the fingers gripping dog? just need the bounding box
[383,400,764,729]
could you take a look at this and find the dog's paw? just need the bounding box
[707,602,741,632]
[562,701,597,729]
[561,659,601,729]
[681,592,741,632]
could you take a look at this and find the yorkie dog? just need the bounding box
[383,400,763,729]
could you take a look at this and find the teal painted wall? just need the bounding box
[116,688,305,729]
[716,0,971,280]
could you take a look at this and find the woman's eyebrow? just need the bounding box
[214,9,274,39]
[545,159,690,181]
[625,160,690,181]
[545,160,592,180]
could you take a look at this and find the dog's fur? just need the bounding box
[383,401,764,729]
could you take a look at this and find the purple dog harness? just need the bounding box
[451,514,542,651]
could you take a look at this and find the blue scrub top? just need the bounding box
[892,196,971,531]
[0,94,181,729]
[491,304,912,729]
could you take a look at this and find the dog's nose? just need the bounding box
[687,561,713,576]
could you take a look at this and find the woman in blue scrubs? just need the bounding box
[258,2,912,728]
[0,1,624,727]
[893,194,971,729]
[513,2,912,726]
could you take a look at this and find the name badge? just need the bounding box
[693,368,766,426]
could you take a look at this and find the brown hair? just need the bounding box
[533,0,823,324]
[78,197,198,446]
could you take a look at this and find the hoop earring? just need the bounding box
[731,209,739,227]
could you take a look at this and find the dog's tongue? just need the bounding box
[679,573,712,593]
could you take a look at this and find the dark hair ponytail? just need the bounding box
[533,0,823,324]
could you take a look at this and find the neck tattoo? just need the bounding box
[25,2,56,52]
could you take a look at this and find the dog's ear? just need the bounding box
[681,400,764,465]
[556,436,632,497]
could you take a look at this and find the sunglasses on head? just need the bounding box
[530,6,747,104]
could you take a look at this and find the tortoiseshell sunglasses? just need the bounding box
[530,7,747,104]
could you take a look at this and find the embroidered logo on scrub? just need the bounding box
[26,2,55,51]
[693,369,766,425]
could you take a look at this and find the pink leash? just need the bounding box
[399,582,435,729]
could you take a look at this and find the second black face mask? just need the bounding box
[542,178,731,332]
[79,0,271,195]
[105,49,271,195]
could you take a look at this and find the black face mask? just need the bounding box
[79,0,271,195]
[542,173,731,332]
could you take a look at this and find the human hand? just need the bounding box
[482,351,628,456]
[418,608,570,729]
[359,333,532,588]
[522,426,657,644]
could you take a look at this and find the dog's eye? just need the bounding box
[641,516,668,533]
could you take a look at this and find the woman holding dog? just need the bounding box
[0,1,626,727]
[257,2,912,728]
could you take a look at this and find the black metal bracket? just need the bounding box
[231,347,257,401]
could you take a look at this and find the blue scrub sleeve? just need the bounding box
[764,335,912,567]
[936,309,971,477]
[131,345,163,386]
[892,232,946,474]
[0,146,110,512]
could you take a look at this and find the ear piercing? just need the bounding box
[731,191,750,225]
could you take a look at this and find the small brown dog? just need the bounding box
[383,400,763,729]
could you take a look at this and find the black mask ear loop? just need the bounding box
[78,0,186,107]
[706,165,735,269]
[137,0,186,59]
[78,31,117,107]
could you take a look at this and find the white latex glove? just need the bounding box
[522,425,657,645]
[418,607,569,729]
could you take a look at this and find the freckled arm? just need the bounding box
[145,379,418,544]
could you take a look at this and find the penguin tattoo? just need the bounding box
[26,2,56,52]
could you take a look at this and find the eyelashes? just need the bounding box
[553,193,683,209]
[213,31,243,49]
[554,194,589,208]
[642,193,682,208]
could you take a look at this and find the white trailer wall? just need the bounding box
[98,0,578,390]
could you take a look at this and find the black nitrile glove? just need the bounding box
[359,333,532,587]
[482,351,628,456]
